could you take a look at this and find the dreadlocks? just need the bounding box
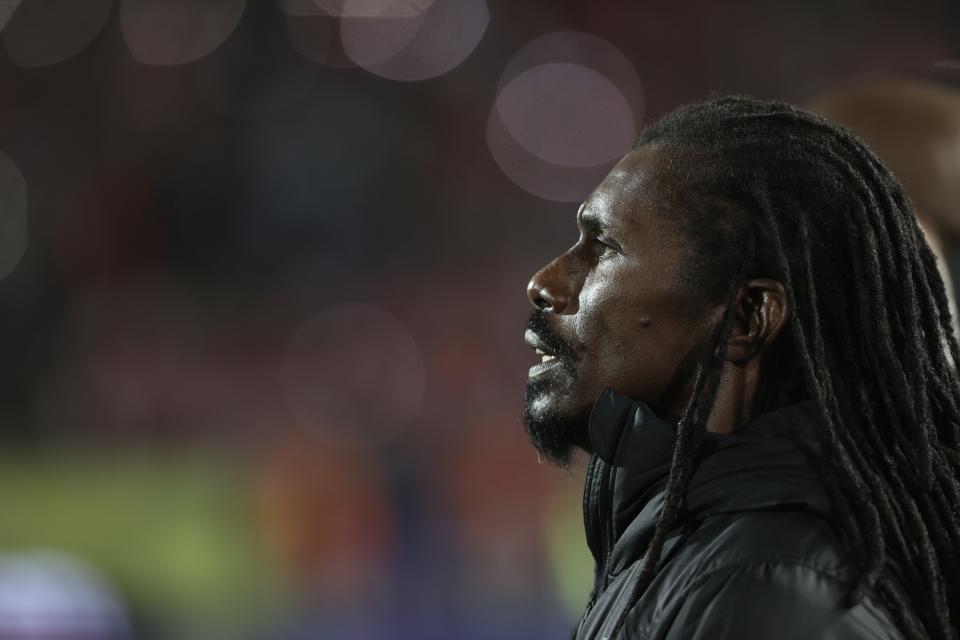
[606,96,960,640]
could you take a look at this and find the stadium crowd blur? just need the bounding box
[2,1,960,638]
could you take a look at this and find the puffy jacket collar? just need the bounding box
[583,387,832,581]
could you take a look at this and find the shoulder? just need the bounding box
[661,509,860,593]
[639,559,908,640]
[629,511,909,639]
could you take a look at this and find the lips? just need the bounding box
[525,328,563,377]
[524,328,555,355]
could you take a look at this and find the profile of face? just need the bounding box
[522,145,726,467]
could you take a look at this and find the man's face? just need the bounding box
[522,145,723,466]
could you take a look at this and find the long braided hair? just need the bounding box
[607,96,960,639]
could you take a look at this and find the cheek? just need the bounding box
[577,277,697,393]
[598,316,671,383]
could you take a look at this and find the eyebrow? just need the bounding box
[577,204,611,237]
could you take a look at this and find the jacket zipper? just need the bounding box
[601,456,617,590]
[581,453,614,619]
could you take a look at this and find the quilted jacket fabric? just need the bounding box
[570,388,932,640]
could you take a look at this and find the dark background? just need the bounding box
[0,1,959,638]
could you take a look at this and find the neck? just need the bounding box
[705,361,759,434]
[659,358,762,435]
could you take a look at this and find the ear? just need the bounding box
[724,278,789,366]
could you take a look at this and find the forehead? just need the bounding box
[579,144,683,239]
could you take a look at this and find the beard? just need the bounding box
[522,311,590,468]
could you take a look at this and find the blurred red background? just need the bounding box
[1,1,959,638]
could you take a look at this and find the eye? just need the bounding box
[592,236,618,257]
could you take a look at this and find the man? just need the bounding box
[522,96,960,639]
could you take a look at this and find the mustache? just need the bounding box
[525,310,585,364]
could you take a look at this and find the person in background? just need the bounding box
[808,77,960,338]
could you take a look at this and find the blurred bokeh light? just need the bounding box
[487,31,643,201]
[1,1,960,638]
[275,0,325,16]
[320,0,436,18]
[1,0,112,67]
[497,63,635,167]
[120,0,246,66]
[341,0,488,81]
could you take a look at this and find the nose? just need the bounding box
[526,254,577,314]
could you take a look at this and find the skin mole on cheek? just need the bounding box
[639,314,652,327]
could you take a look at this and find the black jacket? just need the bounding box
[570,388,928,640]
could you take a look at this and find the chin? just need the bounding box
[522,375,592,468]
